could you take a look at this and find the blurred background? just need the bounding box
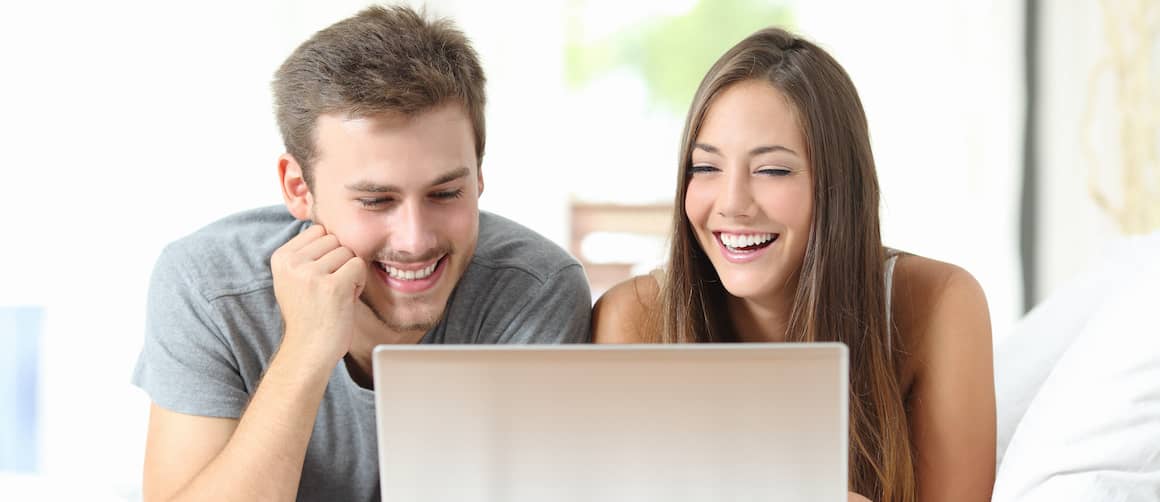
[0,0,1156,499]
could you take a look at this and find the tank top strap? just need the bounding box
[883,248,902,354]
[649,267,666,286]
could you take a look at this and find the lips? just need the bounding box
[373,254,447,294]
[713,231,779,263]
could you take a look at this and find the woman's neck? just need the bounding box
[726,290,796,343]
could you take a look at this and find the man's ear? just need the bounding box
[278,153,313,221]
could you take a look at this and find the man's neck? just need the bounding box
[345,326,427,389]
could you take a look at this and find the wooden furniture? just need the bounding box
[569,201,672,298]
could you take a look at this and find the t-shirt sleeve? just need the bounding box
[131,244,249,418]
[503,263,593,344]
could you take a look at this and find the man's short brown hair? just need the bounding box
[273,5,486,187]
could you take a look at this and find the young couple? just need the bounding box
[133,5,995,502]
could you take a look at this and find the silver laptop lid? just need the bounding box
[373,343,848,502]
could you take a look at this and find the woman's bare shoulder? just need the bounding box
[591,274,662,343]
[893,254,988,327]
[892,253,991,373]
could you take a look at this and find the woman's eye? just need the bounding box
[688,165,718,175]
[757,167,792,177]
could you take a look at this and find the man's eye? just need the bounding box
[358,198,392,208]
[431,189,464,200]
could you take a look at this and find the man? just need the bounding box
[132,6,591,501]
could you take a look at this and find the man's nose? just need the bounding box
[387,200,437,259]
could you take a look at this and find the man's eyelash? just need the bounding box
[358,197,391,208]
[432,189,464,200]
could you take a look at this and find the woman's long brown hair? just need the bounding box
[656,28,916,502]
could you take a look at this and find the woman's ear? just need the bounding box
[278,153,313,221]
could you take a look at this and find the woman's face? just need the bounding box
[685,79,813,303]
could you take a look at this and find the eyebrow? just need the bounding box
[344,166,471,193]
[694,143,799,157]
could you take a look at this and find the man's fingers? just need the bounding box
[296,233,342,261]
[316,246,357,274]
[281,224,326,252]
[334,256,368,297]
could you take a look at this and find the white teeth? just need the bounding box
[383,261,438,281]
[720,232,775,250]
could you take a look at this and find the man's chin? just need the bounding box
[380,307,443,335]
[380,312,437,333]
[361,288,447,331]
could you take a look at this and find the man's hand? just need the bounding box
[147,225,368,502]
[271,224,368,367]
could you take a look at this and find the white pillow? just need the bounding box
[993,234,1160,464]
[992,233,1160,502]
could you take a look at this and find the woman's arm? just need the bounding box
[903,261,997,502]
[591,275,659,343]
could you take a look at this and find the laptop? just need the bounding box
[373,343,848,501]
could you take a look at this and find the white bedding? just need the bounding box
[992,232,1160,502]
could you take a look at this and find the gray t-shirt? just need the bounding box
[132,205,592,501]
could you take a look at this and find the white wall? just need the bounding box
[2,1,300,497]
[796,0,1026,337]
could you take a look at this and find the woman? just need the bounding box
[592,28,996,502]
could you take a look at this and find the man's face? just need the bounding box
[302,104,482,335]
